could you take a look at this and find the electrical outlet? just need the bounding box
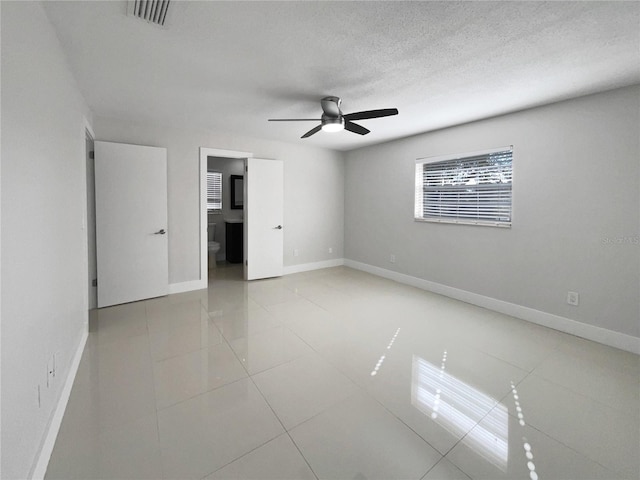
[567,291,579,306]
[329,247,333,254]
[293,249,299,257]
[390,254,396,263]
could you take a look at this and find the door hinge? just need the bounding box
[89,151,95,159]
[245,166,248,172]
[245,260,247,266]
[92,278,98,287]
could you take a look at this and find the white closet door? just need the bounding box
[245,158,284,280]
[95,141,168,307]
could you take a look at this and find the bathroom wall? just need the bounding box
[93,117,346,285]
[344,85,640,341]
[1,2,92,477]
[207,156,245,261]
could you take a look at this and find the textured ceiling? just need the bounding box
[43,1,640,151]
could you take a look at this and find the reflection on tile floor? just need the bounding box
[46,264,640,480]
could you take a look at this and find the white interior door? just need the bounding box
[95,141,168,307]
[245,158,284,280]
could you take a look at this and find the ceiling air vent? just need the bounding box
[128,0,171,27]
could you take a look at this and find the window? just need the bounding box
[415,146,512,227]
[207,171,222,212]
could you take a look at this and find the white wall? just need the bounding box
[345,86,640,340]
[207,156,245,261]
[1,2,91,478]
[93,118,345,284]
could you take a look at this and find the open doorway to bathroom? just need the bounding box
[199,147,252,285]
[206,156,245,273]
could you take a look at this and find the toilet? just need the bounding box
[208,222,220,268]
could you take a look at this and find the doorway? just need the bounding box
[85,129,97,310]
[205,156,245,273]
[199,148,252,285]
[199,148,286,284]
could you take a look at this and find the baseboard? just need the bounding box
[169,278,207,294]
[31,328,88,480]
[283,258,345,275]
[344,259,640,355]
[168,259,347,293]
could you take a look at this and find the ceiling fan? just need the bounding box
[268,96,399,138]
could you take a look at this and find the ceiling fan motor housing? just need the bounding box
[321,96,342,117]
[320,96,344,131]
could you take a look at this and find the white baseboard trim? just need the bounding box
[169,278,207,295]
[344,259,640,355]
[31,328,88,480]
[169,260,347,293]
[284,258,345,275]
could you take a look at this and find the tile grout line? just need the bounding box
[217,284,328,480]
[152,304,250,413]
[198,433,290,480]
[157,290,284,480]
[143,299,166,480]
[525,367,640,418]
[296,323,446,479]
[438,386,522,478]
[246,370,320,480]
[503,372,637,479]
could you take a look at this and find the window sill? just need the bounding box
[414,217,511,228]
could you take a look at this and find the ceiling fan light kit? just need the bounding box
[268,96,398,139]
[321,116,344,132]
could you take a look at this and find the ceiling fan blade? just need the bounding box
[301,125,322,138]
[268,118,319,121]
[344,121,370,136]
[321,96,341,117]
[343,108,398,121]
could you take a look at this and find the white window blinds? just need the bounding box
[415,147,513,227]
[207,171,222,211]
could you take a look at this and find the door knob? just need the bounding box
[274,225,283,230]
[154,229,166,235]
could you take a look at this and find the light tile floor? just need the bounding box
[46,265,640,480]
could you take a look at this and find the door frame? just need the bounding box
[199,147,252,286]
[83,118,96,316]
